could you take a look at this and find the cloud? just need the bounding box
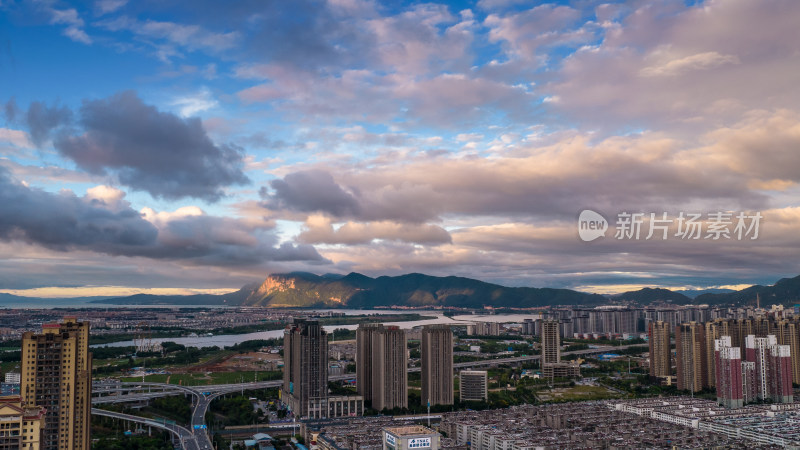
[313,204,800,292]
[0,168,158,254]
[45,6,92,44]
[97,15,240,60]
[264,112,800,223]
[53,91,249,202]
[640,51,741,77]
[95,0,127,15]
[24,101,73,147]
[0,128,32,149]
[485,4,590,62]
[543,0,800,130]
[298,214,452,245]
[0,168,326,269]
[171,87,218,117]
[2,98,18,122]
[139,205,327,265]
[704,109,800,183]
[477,0,531,12]
[263,170,362,218]
[0,159,96,185]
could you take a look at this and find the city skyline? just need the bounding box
[2,0,800,298]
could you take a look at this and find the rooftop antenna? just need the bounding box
[427,398,431,427]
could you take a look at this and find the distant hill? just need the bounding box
[0,293,114,306]
[95,293,229,306]
[0,293,29,302]
[613,287,692,304]
[611,275,800,306]
[695,275,800,306]
[233,272,607,308]
[94,285,256,306]
[675,288,735,298]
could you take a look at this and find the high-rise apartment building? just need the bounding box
[768,344,794,403]
[0,395,45,449]
[357,323,408,411]
[541,320,560,365]
[744,335,794,404]
[675,322,707,392]
[730,318,755,349]
[744,335,774,400]
[704,319,731,388]
[466,322,500,336]
[421,325,453,407]
[356,323,381,403]
[521,319,536,336]
[21,318,91,450]
[282,319,329,419]
[459,370,488,402]
[714,337,743,408]
[648,321,671,378]
[774,319,800,385]
[715,334,793,408]
[371,326,408,411]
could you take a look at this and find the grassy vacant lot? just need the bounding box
[120,370,282,386]
[535,384,622,402]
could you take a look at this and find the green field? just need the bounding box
[120,370,282,386]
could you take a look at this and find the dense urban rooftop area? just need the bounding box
[439,401,778,449]
[613,397,800,447]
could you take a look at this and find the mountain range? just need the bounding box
[2,272,798,309]
[226,272,607,308]
[85,272,800,308]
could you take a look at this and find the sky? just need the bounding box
[1,0,799,297]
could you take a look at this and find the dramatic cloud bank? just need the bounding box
[1,0,800,294]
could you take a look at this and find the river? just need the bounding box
[93,310,541,348]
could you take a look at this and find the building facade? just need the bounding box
[420,325,453,407]
[21,318,91,450]
[541,320,560,365]
[675,322,707,392]
[282,319,329,419]
[382,426,441,450]
[0,395,45,450]
[648,321,671,378]
[715,333,794,408]
[458,370,487,402]
[356,323,381,403]
[714,337,743,408]
[371,326,408,411]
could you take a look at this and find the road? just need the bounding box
[92,342,645,448]
[92,408,203,450]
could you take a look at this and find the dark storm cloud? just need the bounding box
[0,168,157,253]
[263,170,362,217]
[144,210,328,266]
[0,168,326,266]
[54,91,249,202]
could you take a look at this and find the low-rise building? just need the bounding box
[382,425,440,450]
[0,395,46,449]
